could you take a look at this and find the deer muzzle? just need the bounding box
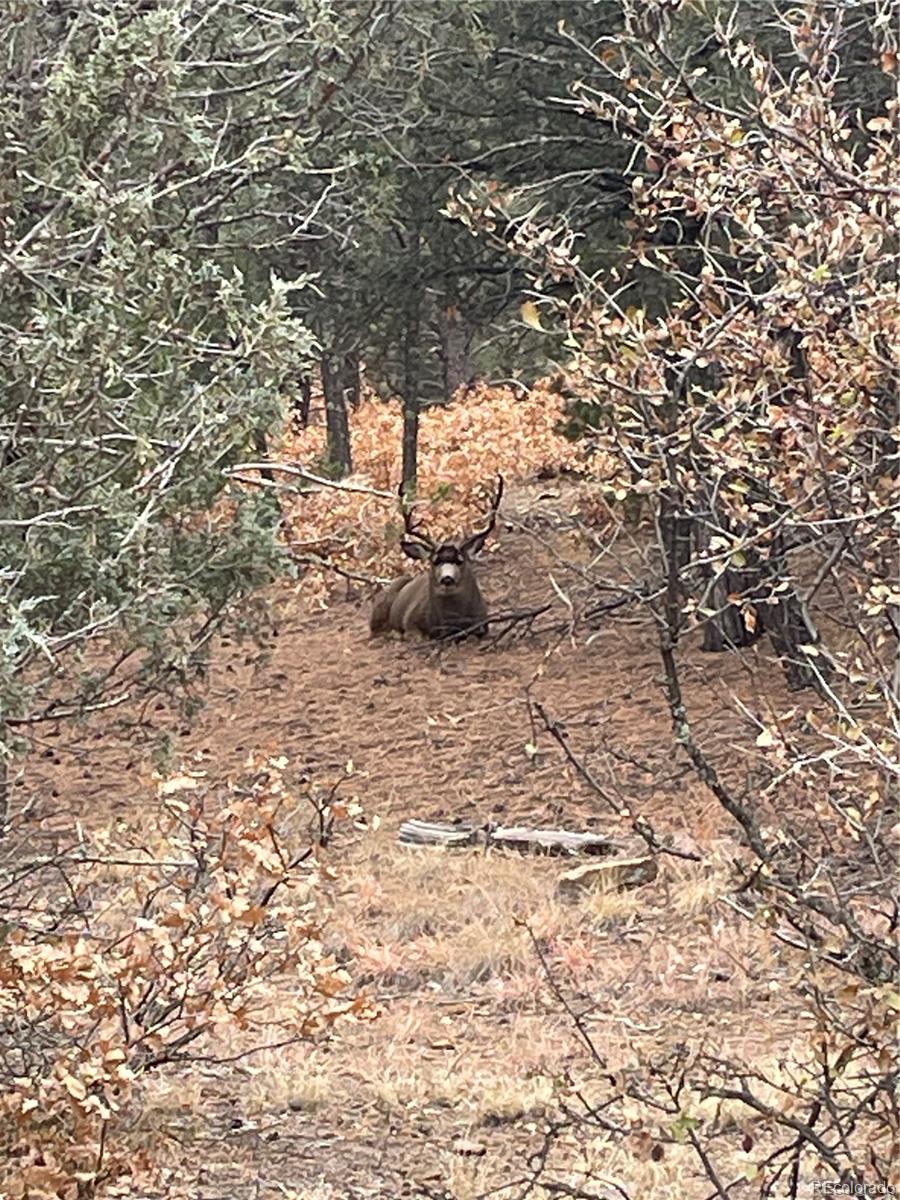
[435,562,462,588]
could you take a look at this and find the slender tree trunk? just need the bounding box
[696,514,765,652]
[437,292,472,404]
[656,360,692,635]
[341,354,360,411]
[696,510,832,689]
[764,533,832,691]
[321,355,353,477]
[658,475,692,638]
[766,594,828,690]
[250,428,285,527]
[890,605,900,812]
[0,733,8,836]
[295,373,312,428]
[869,334,898,480]
[401,229,421,491]
[252,429,274,484]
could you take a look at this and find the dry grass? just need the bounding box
[60,820,807,1197]
[144,823,803,1197]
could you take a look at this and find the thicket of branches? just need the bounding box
[0,4,323,801]
[0,756,370,1197]
[452,0,900,1191]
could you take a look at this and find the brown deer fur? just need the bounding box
[369,478,503,640]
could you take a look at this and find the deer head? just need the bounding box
[399,476,505,596]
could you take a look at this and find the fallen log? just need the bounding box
[397,819,481,848]
[397,819,625,856]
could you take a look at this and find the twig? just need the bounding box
[226,461,395,499]
[7,690,132,727]
[517,918,608,1070]
[291,551,390,587]
[532,700,700,862]
[407,605,554,650]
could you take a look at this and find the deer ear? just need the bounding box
[401,540,431,561]
[462,531,488,557]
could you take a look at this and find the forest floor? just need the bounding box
[23,481,817,1199]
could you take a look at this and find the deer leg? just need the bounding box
[369,576,411,636]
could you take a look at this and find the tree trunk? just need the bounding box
[437,300,472,404]
[321,356,353,477]
[294,373,312,428]
[252,428,274,484]
[249,428,284,527]
[695,516,765,652]
[401,367,419,493]
[340,355,360,411]
[766,591,829,690]
[764,534,832,691]
[658,480,692,640]
[695,517,832,691]
[0,733,8,836]
[401,229,422,491]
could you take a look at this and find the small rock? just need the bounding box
[557,855,658,897]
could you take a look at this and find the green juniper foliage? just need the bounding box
[0,5,318,753]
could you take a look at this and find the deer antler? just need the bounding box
[398,480,435,551]
[461,474,504,554]
[476,474,505,537]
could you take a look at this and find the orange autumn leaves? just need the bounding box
[279,379,591,601]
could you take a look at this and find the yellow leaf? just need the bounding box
[62,1071,88,1102]
[755,728,776,748]
[520,300,545,331]
[158,773,201,796]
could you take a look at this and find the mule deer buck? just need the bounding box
[369,476,504,640]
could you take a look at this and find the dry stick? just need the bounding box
[583,589,645,622]
[407,604,555,651]
[532,699,700,863]
[514,937,636,1200]
[517,918,608,1070]
[291,551,390,587]
[479,603,554,646]
[657,632,771,861]
[226,460,395,499]
[6,689,132,727]
[703,1082,840,1170]
[688,1131,731,1200]
[656,555,898,980]
[789,1100,823,1200]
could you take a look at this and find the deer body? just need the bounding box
[369,478,503,641]
[369,560,488,639]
